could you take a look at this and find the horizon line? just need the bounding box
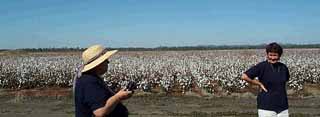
[2,43,320,50]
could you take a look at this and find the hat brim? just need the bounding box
[81,50,118,73]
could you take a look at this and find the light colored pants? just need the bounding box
[258,109,289,117]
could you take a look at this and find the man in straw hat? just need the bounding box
[241,42,289,117]
[74,45,132,117]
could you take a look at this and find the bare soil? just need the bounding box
[1,88,320,117]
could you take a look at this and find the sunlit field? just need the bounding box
[1,49,319,93]
[0,49,320,116]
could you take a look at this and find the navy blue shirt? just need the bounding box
[75,73,128,117]
[245,61,289,113]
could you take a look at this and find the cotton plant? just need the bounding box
[0,49,319,94]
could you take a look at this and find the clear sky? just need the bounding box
[1,0,320,49]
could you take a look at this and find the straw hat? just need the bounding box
[81,45,118,72]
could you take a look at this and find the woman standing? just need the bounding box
[74,45,132,117]
[241,42,290,117]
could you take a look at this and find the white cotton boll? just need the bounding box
[0,49,319,92]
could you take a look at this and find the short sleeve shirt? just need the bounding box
[75,73,128,117]
[245,61,290,113]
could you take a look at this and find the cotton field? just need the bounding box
[0,49,319,94]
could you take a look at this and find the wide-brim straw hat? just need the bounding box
[81,45,118,73]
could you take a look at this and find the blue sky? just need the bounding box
[1,0,320,49]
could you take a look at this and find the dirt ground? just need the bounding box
[1,88,320,117]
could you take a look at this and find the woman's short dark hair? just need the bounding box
[266,42,283,56]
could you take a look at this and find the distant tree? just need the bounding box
[9,43,320,52]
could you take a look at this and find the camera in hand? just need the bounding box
[126,81,137,91]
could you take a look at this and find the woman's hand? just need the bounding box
[93,89,132,117]
[242,73,268,92]
[114,89,133,101]
[259,83,268,92]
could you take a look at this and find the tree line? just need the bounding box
[4,43,320,52]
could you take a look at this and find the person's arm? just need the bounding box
[285,65,290,82]
[93,89,132,117]
[241,73,267,92]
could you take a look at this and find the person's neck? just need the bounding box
[83,71,100,77]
